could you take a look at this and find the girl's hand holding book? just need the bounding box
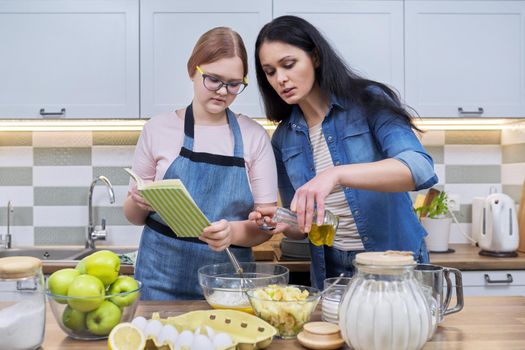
[130,183,154,212]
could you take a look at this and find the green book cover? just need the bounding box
[124,168,209,237]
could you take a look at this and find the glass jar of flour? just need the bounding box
[0,256,46,350]
[339,251,432,350]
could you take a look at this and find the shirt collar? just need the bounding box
[286,94,345,129]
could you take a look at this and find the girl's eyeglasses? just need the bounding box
[196,66,248,95]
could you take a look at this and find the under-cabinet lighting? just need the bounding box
[0,119,146,131]
[0,118,522,132]
[414,118,523,131]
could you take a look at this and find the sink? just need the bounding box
[0,247,137,261]
[0,247,86,260]
[72,247,137,260]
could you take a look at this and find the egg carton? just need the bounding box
[134,309,276,350]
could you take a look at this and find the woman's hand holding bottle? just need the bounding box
[291,167,340,233]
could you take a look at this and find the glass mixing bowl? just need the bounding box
[247,284,321,339]
[198,262,289,314]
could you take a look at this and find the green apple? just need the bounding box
[83,250,120,287]
[47,268,81,304]
[108,276,140,307]
[62,306,87,332]
[67,275,105,312]
[86,301,122,336]
[75,259,86,274]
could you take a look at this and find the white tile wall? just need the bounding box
[33,166,93,186]
[0,146,33,165]
[444,145,501,165]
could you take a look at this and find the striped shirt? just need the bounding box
[309,123,364,251]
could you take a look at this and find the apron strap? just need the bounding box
[145,216,248,250]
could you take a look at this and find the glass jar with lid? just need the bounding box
[338,251,432,350]
[0,256,46,350]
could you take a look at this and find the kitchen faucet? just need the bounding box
[87,176,115,249]
[0,201,14,248]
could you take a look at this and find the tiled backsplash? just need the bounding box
[0,131,140,247]
[0,125,524,247]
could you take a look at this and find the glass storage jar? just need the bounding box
[0,256,46,350]
[339,251,432,350]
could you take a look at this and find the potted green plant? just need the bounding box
[416,191,452,253]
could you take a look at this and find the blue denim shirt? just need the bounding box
[271,94,438,285]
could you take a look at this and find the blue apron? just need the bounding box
[134,104,254,300]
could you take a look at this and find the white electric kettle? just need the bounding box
[479,193,519,257]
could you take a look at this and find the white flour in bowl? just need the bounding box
[207,290,250,308]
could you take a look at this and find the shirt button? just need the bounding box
[363,236,368,241]
[354,210,359,216]
[327,135,333,142]
[292,123,297,128]
[335,161,340,166]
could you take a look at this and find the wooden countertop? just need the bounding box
[429,244,525,270]
[40,242,525,275]
[42,296,525,349]
[271,243,525,272]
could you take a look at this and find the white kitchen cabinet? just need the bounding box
[405,1,525,118]
[273,0,405,99]
[140,0,272,118]
[456,270,525,296]
[0,0,139,118]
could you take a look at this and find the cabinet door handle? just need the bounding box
[484,273,513,284]
[39,108,66,117]
[458,107,484,116]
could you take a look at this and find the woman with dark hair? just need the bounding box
[124,27,277,300]
[251,16,438,288]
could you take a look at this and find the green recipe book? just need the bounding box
[124,168,210,237]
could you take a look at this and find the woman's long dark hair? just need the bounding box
[255,15,421,131]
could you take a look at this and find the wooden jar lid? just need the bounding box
[355,250,415,266]
[0,256,42,279]
[297,322,345,350]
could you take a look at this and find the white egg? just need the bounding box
[144,319,163,338]
[205,326,216,339]
[191,334,214,350]
[213,332,233,348]
[157,324,179,345]
[131,316,148,332]
[175,330,194,349]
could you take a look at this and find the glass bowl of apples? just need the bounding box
[45,250,142,340]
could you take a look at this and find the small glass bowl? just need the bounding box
[198,262,289,314]
[46,281,142,340]
[247,284,321,339]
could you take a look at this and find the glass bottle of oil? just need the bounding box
[271,207,339,246]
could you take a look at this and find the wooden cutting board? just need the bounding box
[518,180,525,253]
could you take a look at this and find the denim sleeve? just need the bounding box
[370,112,438,191]
[271,133,295,208]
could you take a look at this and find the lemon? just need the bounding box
[108,322,146,350]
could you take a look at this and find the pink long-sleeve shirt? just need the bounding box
[130,111,278,205]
